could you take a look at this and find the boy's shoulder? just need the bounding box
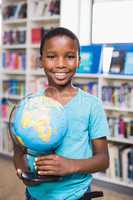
[79,88,100,104]
[78,89,104,111]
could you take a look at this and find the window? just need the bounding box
[92,0,133,43]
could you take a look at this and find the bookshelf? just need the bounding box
[94,45,133,188]
[73,72,133,188]
[0,0,133,191]
[72,44,133,188]
[0,0,61,156]
[103,94,133,186]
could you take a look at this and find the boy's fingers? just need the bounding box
[38,170,55,176]
[17,168,22,178]
[35,154,56,162]
[36,159,56,166]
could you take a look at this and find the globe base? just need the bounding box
[21,171,60,183]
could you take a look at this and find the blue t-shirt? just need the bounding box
[27,88,109,200]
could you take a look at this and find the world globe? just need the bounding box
[11,93,68,156]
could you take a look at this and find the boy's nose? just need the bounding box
[57,57,65,68]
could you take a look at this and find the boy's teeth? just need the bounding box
[55,73,67,79]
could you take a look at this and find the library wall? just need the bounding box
[60,0,80,37]
[79,0,93,45]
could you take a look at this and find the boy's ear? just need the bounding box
[79,56,81,63]
[77,56,81,68]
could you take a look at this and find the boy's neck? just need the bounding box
[47,83,75,93]
[45,83,78,106]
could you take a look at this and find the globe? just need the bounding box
[11,93,68,156]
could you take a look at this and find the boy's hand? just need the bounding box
[35,154,75,176]
[17,168,22,179]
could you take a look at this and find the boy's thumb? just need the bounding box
[17,168,22,178]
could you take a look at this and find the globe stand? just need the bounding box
[21,171,60,182]
[8,104,61,183]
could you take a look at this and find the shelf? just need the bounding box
[2,0,26,7]
[3,44,27,49]
[30,69,45,76]
[30,44,40,49]
[0,118,9,123]
[101,74,133,80]
[94,174,133,188]
[75,73,99,79]
[0,151,13,157]
[1,69,26,75]
[108,137,133,145]
[3,18,27,25]
[29,15,60,23]
[2,76,25,81]
[104,105,133,113]
[2,94,24,100]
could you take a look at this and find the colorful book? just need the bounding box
[109,50,126,74]
[124,52,133,75]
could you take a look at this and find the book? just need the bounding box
[118,145,130,178]
[3,80,25,96]
[122,147,132,182]
[31,28,44,44]
[48,0,60,15]
[78,52,93,73]
[128,149,133,181]
[73,82,98,96]
[76,45,102,74]
[124,52,133,75]
[13,3,22,19]
[108,144,120,179]
[118,116,126,138]
[101,46,113,73]
[3,29,26,45]
[3,3,27,20]
[18,3,27,19]
[2,50,26,70]
[130,121,133,139]
[109,50,126,74]
[34,1,48,17]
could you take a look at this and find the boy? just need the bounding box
[14,27,109,200]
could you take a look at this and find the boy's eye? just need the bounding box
[47,55,56,59]
[66,55,75,59]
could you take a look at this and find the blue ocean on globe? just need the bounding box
[12,94,68,155]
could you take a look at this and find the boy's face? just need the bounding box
[41,35,80,87]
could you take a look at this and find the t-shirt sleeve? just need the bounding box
[89,97,110,140]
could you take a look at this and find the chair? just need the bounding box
[82,190,104,199]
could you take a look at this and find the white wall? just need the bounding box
[60,0,94,45]
[79,0,93,45]
[60,0,80,38]
[92,1,133,43]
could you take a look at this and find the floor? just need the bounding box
[0,156,132,200]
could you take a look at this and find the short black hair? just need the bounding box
[40,27,80,59]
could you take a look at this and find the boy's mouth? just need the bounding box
[54,72,68,80]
